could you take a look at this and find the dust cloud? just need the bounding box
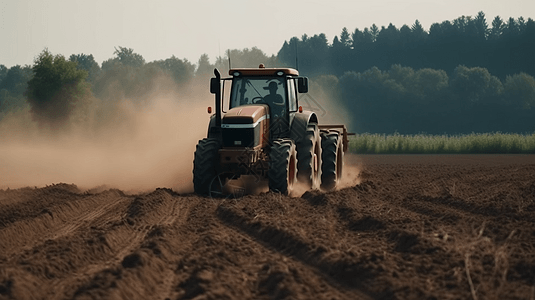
[288,154,362,198]
[0,77,210,193]
[338,154,362,188]
[0,69,357,195]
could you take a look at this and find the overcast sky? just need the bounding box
[1,0,534,68]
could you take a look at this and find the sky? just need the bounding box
[1,0,534,68]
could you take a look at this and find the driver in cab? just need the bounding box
[262,81,285,119]
[263,82,284,106]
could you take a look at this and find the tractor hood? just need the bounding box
[221,105,270,149]
[222,105,269,126]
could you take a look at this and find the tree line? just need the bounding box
[278,11,535,80]
[0,11,534,133]
[0,46,277,129]
[276,11,535,134]
[334,65,535,134]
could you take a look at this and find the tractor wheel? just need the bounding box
[193,138,221,195]
[268,139,297,195]
[296,125,321,189]
[320,131,343,191]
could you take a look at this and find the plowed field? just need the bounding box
[1,155,534,300]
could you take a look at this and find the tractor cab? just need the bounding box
[221,65,308,139]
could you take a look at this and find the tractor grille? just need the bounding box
[222,126,260,148]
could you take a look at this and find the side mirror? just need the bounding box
[297,77,308,93]
[210,78,220,94]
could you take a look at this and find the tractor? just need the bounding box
[193,64,349,196]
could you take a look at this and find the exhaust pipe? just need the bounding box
[210,68,222,127]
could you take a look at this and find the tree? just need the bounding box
[413,68,449,101]
[451,66,502,103]
[490,16,504,40]
[504,17,520,37]
[0,65,7,84]
[340,27,351,48]
[0,65,33,96]
[196,53,213,79]
[113,46,145,68]
[0,65,32,115]
[370,24,379,42]
[69,53,101,83]
[411,20,427,39]
[154,55,195,85]
[351,27,373,49]
[503,73,535,109]
[26,49,90,127]
[399,25,412,47]
[278,34,330,75]
[101,57,120,71]
[331,36,341,48]
[473,11,489,39]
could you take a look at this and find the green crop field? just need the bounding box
[348,133,535,154]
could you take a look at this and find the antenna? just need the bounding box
[227,49,232,70]
[295,41,299,71]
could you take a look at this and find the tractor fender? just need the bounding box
[290,111,318,143]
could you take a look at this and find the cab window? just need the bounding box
[230,77,286,109]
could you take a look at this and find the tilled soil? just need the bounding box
[1,155,534,300]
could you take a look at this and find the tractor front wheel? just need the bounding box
[193,138,221,195]
[268,139,297,195]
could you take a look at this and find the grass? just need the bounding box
[348,132,535,154]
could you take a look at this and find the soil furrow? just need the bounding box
[1,155,534,299]
[0,190,128,261]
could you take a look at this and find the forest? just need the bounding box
[0,11,534,134]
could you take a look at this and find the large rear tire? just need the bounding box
[193,138,221,195]
[268,139,297,195]
[296,125,321,189]
[320,132,343,191]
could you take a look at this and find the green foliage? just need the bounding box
[0,65,7,83]
[503,73,535,109]
[451,66,501,102]
[278,34,330,75]
[152,55,195,85]
[69,53,101,83]
[0,64,32,117]
[313,75,339,96]
[101,57,120,71]
[93,47,161,101]
[214,47,278,77]
[0,89,28,117]
[340,27,351,47]
[226,47,278,68]
[26,49,90,126]
[196,53,213,79]
[278,12,535,80]
[339,64,535,134]
[113,46,145,68]
[350,133,535,154]
[0,65,33,96]
[413,68,449,100]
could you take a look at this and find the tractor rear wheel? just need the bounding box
[320,131,343,191]
[297,125,321,189]
[193,138,221,195]
[268,139,297,195]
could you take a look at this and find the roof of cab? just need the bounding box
[229,67,299,76]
